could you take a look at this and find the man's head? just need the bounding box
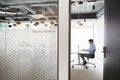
[88,39,94,44]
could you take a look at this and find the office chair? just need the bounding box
[84,49,96,69]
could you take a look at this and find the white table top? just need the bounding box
[71,50,89,54]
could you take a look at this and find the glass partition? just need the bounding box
[0,0,58,80]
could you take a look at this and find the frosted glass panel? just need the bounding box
[0,23,7,80]
[0,0,58,80]
[0,26,58,80]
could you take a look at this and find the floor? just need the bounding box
[70,54,103,80]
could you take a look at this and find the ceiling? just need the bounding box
[1,0,57,4]
[71,0,104,19]
[0,0,58,21]
[0,0,104,21]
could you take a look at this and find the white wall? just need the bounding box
[71,20,95,52]
[59,0,69,80]
[94,15,104,80]
[94,15,104,61]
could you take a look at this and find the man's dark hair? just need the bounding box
[89,39,93,42]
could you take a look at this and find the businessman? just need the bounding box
[80,39,96,65]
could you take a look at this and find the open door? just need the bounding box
[104,0,120,80]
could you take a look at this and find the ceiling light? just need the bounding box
[50,21,55,25]
[71,1,76,6]
[34,22,39,26]
[16,21,21,25]
[71,2,75,4]
[79,1,83,4]
[8,25,12,28]
[39,18,46,24]
[13,24,17,27]
[40,20,45,24]
[92,5,95,10]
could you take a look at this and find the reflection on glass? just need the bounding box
[71,0,104,80]
[0,0,58,80]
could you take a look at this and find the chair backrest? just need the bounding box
[90,49,96,58]
[93,49,96,54]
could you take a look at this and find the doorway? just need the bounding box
[70,0,104,80]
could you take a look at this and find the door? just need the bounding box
[104,0,120,80]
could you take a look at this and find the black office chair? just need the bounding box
[85,49,96,69]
